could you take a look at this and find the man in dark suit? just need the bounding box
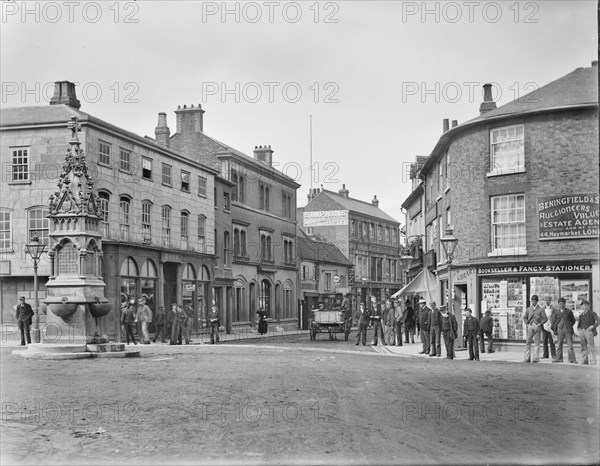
[15,296,34,346]
[463,308,480,361]
[552,297,576,363]
[418,299,431,354]
[429,301,442,357]
[370,297,385,346]
[355,302,370,346]
[479,310,495,353]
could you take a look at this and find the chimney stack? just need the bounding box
[451,120,458,128]
[155,112,171,147]
[372,195,379,208]
[442,119,450,132]
[175,104,205,134]
[338,184,349,198]
[479,83,497,114]
[254,145,273,167]
[307,187,321,203]
[49,81,81,109]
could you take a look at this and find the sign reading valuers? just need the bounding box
[538,194,599,240]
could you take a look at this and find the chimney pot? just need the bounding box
[592,60,598,67]
[253,145,274,167]
[443,119,450,132]
[338,184,349,198]
[175,104,205,134]
[451,120,458,128]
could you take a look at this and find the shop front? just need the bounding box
[477,263,593,342]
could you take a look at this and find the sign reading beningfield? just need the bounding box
[538,194,599,240]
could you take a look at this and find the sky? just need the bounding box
[1,0,597,223]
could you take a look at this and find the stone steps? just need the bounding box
[13,342,140,359]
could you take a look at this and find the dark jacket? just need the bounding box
[355,306,371,324]
[577,310,600,336]
[16,302,34,324]
[370,303,382,320]
[463,316,479,334]
[441,312,458,339]
[419,306,431,331]
[480,314,493,334]
[208,306,221,325]
[121,307,136,325]
[403,305,415,326]
[430,307,442,327]
[551,307,575,334]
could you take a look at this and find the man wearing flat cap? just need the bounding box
[15,296,34,346]
[523,295,547,363]
[551,297,576,363]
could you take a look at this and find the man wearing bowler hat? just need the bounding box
[418,299,431,354]
[551,297,576,363]
[523,295,547,363]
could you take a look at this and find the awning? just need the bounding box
[391,268,437,305]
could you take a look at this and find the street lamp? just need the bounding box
[440,227,459,313]
[25,235,47,343]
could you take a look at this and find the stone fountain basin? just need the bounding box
[89,302,112,318]
[48,302,79,318]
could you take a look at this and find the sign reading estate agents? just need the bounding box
[538,194,599,240]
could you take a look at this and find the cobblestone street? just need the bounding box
[2,338,598,465]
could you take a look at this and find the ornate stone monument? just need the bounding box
[15,117,137,359]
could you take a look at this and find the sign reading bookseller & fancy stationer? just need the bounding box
[478,264,592,275]
[538,193,599,240]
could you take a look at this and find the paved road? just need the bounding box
[1,339,599,465]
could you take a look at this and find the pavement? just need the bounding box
[2,323,598,367]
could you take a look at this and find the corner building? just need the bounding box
[412,62,599,343]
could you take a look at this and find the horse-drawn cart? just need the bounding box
[309,308,351,341]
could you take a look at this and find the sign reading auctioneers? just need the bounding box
[303,210,349,227]
[538,193,599,240]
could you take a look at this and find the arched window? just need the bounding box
[141,259,158,320]
[198,214,206,252]
[162,206,171,247]
[259,279,271,317]
[142,201,152,244]
[120,257,139,306]
[181,211,189,248]
[98,192,110,238]
[119,197,130,241]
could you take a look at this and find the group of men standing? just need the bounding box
[523,295,598,365]
[417,299,464,359]
[354,295,416,346]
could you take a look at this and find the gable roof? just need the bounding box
[315,189,400,224]
[297,232,353,266]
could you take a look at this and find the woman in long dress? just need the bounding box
[257,307,268,335]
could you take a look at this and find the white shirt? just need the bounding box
[543,305,554,332]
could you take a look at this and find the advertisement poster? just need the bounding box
[529,276,559,303]
[538,193,600,240]
[491,309,510,339]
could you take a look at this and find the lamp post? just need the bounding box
[25,236,47,343]
[440,227,459,315]
[399,246,414,288]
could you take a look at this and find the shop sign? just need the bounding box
[478,264,592,275]
[303,210,348,227]
[538,194,599,240]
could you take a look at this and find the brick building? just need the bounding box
[161,107,301,330]
[0,82,219,339]
[299,186,402,308]
[407,61,599,342]
[297,228,354,329]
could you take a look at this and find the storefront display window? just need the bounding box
[482,277,526,341]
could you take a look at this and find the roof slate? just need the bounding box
[316,189,400,224]
[297,234,353,266]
